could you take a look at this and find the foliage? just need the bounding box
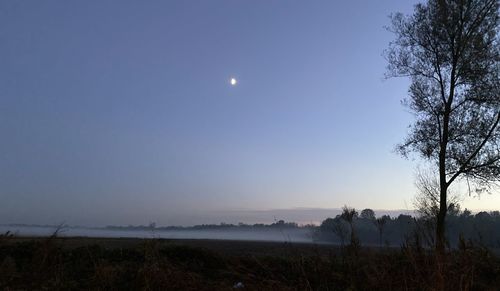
[360,209,376,220]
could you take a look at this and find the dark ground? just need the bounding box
[1,236,499,290]
[4,236,341,256]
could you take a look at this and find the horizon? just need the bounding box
[3,206,499,228]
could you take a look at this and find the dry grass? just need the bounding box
[0,234,499,290]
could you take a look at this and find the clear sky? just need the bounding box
[1,1,499,226]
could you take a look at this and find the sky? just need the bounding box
[1,0,499,226]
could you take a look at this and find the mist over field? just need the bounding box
[0,224,317,244]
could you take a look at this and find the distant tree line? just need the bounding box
[104,220,304,231]
[316,206,500,248]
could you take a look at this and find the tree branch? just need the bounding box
[447,111,500,186]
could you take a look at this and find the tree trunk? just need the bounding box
[435,157,448,291]
[436,185,447,253]
[437,125,448,253]
[437,96,451,253]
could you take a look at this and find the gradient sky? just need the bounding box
[1,1,499,226]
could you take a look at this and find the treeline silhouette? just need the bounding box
[317,207,500,248]
[104,220,303,231]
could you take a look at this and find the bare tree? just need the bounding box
[387,0,500,252]
[413,168,460,219]
[341,205,359,247]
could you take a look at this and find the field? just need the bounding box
[1,235,500,290]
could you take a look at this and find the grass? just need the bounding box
[1,235,499,290]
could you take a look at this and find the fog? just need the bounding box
[0,225,318,244]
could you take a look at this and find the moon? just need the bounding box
[230,78,237,86]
